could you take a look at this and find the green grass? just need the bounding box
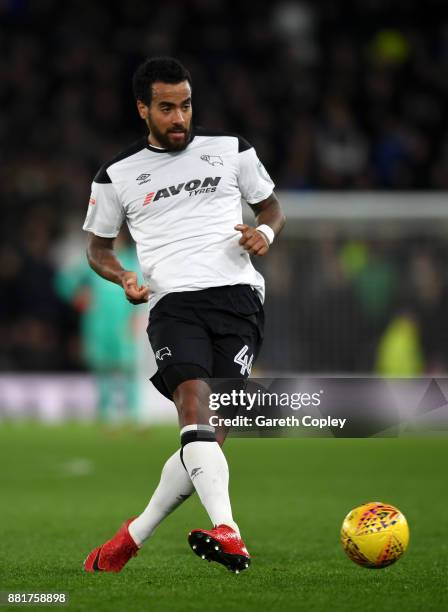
[0,424,447,611]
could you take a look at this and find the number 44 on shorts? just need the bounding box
[234,345,254,376]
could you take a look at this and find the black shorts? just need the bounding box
[147,284,264,398]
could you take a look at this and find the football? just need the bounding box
[340,502,409,568]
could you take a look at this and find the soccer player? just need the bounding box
[82,56,285,574]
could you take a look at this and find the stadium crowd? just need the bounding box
[1,0,448,374]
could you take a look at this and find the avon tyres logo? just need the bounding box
[200,154,223,166]
[143,176,221,206]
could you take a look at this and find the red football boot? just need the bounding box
[84,518,139,573]
[188,524,250,573]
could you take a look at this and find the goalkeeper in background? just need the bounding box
[55,233,142,422]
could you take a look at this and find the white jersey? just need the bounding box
[83,127,275,310]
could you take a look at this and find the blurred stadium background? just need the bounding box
[1,0,448,422]
[1,4,448,611]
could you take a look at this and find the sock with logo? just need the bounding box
[180,424,240,534]
[128,449,194,546]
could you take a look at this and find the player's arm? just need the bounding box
[235,192,286,256]
[86,233,149,304]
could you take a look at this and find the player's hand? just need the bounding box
[234,224,270,256]
[120,271,150,304]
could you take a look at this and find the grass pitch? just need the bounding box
[0,424,447,611]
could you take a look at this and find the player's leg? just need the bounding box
[128,373,233,548]
[133,359,235,533]
[84,442,198,572]
[83,288,257,573]
[144,289,252,571]
[127,308,216,547]
[193,284,264,494]
[171,376,251,573]
[128,369,236,547]
[174,378,238,531]
[127,447,194,545]
[185,285,264,571]
[84,305,213,572]
[126,366,239,566]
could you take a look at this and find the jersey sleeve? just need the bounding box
[237,147,275,205]
[82,175,125,238]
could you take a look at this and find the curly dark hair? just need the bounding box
[132,56,192,105]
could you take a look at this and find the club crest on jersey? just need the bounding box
[143,176,221,206]
[200,154,223,166]
[136,173,151,185]
[155,346,172,360]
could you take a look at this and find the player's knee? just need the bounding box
[173,378,210,425]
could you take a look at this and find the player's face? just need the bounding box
[137,81,193,151]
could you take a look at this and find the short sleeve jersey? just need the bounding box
[83,127,275,309]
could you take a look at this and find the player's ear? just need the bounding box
[136,99,149,120]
